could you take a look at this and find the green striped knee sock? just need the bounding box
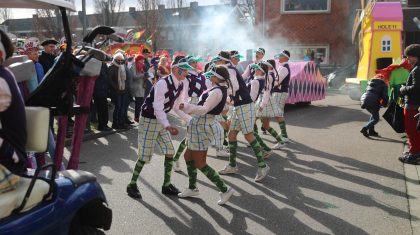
[129,159,145,185]
[174,138,187,162]
[254,125,271,151]
[186,160,197,190]
[200,164,228,193]
[279,121,288,138]
[228,141,238,167]
[250,139,267,168]
[163,157,174,187]
[268,127,285,144]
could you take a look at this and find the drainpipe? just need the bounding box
[262,0,266,40]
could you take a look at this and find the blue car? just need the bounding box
[0,164,112,235]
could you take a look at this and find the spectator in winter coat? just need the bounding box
[360,74,389,137]
[130,54,147,122]
[399,44,420,164]
[108,52,129,129]
[93,62,112,131]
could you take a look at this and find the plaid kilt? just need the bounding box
[211,119,224,150]
[187,115,216,151]
[230,103,256,134]
[272,92,288,117]
[256,95,277,118]
[137,117,174,162]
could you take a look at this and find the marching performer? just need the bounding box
[215,51,270,182]
[178,65,236,205]
[257,60,286,150]
[126,56,194,199]
[172,56,230,172]
[273,50,292,142]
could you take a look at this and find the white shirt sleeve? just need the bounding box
[249,79,260,102]
[242,64,251,80]
[172,95,192,123]
[276,66,289,86]
[260,75,273,108]
[0,77,11,112]
[182,88,223,115]
[228,68,239,97]
[153,80,171,128]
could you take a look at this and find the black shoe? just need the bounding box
[126,120,135,125]
[162,184,180,195]
[127,184,142,199]
[360,127,369,137]
[368,128,379,136]
[398,154,420,165]
[98,126,113,131]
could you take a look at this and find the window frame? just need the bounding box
[280,44,330,65]
[381,35,392,53]
[281,0,331,14]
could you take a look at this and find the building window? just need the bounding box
[381,36,391,52]
[282,0,331,14]
[282,45,329,65]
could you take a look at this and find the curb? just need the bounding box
[403,142,420,235]
[404,163,420,235]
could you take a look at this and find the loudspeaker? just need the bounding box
[376,58,393,70]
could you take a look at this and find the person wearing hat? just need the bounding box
[230,50,244,67]
[126,56,194,199]
[242,47,265,82]
[24,37,44,84]
[272,50,292,142]
[130,54,147,123]
[246,62,275,155]
[39,39,58,74]
[177,65,236,204]
[257,59,286,150]
[0,29,27,175]
[108,52,129,130]
[214,51,270,182]
[172,55,229,172]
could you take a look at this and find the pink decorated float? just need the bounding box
[286,61,327,104]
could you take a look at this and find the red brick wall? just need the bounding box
[256,0,360,66]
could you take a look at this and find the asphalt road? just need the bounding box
[78,92,412,235]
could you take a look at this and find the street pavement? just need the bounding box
[76,92,416,234]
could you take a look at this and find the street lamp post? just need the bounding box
[82,0,87,37]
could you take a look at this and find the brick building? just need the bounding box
[255,0,361,66]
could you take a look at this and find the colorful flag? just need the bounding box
[133,30,146,40]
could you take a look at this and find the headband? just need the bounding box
[275,51,290,59]
[251,63,266,74]
[204,67,226,81]
[172,58,195,70]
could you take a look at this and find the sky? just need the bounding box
[9,0,222,19]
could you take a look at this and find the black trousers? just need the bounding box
[93,96,109,129]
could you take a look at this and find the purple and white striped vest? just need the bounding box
[141,75,183,119]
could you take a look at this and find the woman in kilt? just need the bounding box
[178,65,236,205]
[257,59,287,150]
[215,51,270,182]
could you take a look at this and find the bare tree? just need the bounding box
[222,0,255,25]
[137,0,163,50]
[94,0,125,26]
[33,9,62,39]
[0,8,12,24]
